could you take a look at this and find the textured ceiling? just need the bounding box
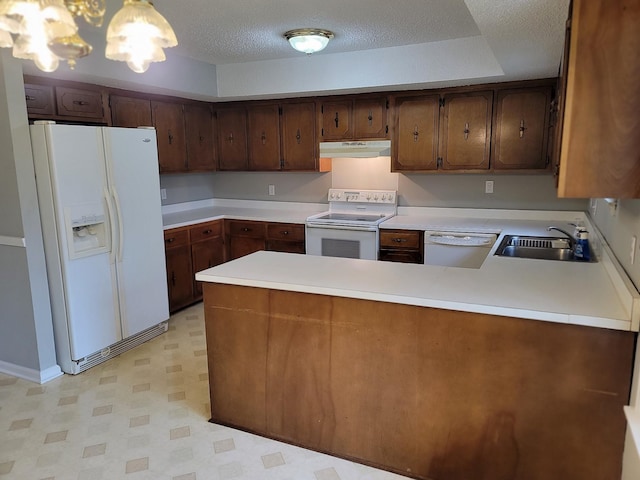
[150,0,481,64]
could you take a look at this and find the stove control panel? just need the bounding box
[328,189,397,204]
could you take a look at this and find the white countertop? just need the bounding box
[162,198,326,229]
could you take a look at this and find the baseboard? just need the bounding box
[0,360,63,384]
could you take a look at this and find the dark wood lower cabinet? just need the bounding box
[379,229,424,263]
[203,283,634,480]
[163,229,194,312]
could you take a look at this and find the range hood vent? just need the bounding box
[319,140,391,158]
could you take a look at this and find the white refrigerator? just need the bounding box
[30,122,169,374]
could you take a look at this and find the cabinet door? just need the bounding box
[24,83,55,116]
[192,238,224,297]
[184,103,215,171]
[557,0,640,198]
[353,97,387,139]
[216,107,248,170]
[392,95,440,171]
[321,100,352,140]
[110,95,152,127]
[152,101,187,173]
[439,92,492,170]
[492,87,551,170]
[165,245,194,312]
[281,102,317,171]
[248,104,281,171]
[56,86,105,120]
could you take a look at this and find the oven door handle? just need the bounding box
[306,223,378,232]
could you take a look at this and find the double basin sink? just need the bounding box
[495,235,590,262]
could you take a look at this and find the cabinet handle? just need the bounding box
[334,112,339,128]
[261,131,266,145]
[296,129,301,144]
[199,135,204,144]
[368,110,373,126]
[168,130,173,145]
[241,227,251,232]
[281,231,289,236]
[72,100,89,106]
[203,229,212,234]
[519,120,527,138]
[464,122,470,141]
[25,95,35,102]
[166,237,175,243]
[171,271,176,286]
[227,132,234,144]
[393,238,407,243]
[413,125,419,142]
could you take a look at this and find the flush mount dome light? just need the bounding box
[284,28,333,54]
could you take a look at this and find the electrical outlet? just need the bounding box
[268,184,275,196]
[631,236,637,265]
[485,181,494,194]
[590,199,597,216]
[160,188,167,200]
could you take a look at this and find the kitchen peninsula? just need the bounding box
[196,240,638,479]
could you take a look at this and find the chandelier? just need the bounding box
[0,0,178,73]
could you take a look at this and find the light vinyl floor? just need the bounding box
[0,303,410,480]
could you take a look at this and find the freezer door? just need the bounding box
[31,123,122,362]
[103,127,169,337]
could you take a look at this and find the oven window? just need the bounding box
[321,238,360,259]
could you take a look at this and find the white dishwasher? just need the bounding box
[424,231,497,268]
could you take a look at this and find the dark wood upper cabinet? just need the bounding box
[557,0,640,198]
[439,91,493,170]
[281,101,317,171]
[248,104,281,171]
[492,87,551,170]
[321,96,388,140]
[55,86,105,120]
[392,94,440,171]
[24,83,55,116]
[321,99,352,140]
[151,101,187,173]
[353,97,387,139]
[184,103,215,171]
[110,95,152,127]
[216,106,248,171]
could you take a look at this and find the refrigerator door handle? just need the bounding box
[112,188,125,263]
[104,187,117,264]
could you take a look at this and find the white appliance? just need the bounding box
[306,189,397,260]
[30,122,169,374]
[424,231,497,269]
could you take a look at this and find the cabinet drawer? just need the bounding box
[164,228,190,248]
[189,221,222,243]
[228,220,265,238]
[55,86,105,119]
[267,240,305,254]
[24,83,55,116]
[379,230,421,249]
[266,223,304,241]
[379,250,423,264]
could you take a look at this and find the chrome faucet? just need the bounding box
[547,226,576,249]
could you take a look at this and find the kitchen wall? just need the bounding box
[0,52,60,382]
[160,156,588,211]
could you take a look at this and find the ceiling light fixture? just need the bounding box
[0,0,177,73]
[284,28,333,54]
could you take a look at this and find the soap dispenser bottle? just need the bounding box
[573,228,591,261]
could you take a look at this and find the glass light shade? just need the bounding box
[0,0,21,34]
[285,28,333,54]
[40,0,77,39]
[106,0,177,72]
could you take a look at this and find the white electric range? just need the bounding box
[305,189,397,260]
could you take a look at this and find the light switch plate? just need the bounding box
[160,188,167,200]
[485,181,494,194]
[268,184,275,196]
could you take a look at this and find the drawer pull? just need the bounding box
[281,231,289,235]
[241,227,251,232]
[72,100,89,106]
[166,237,175,243]
[393,238,407,243]
[203,229,212,234]
[25,95,36,101]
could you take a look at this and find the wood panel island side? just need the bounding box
[198,251,636,480]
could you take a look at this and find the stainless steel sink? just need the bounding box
[495,235,577,261]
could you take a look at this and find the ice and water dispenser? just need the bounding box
[65,203,109,259]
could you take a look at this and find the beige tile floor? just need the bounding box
[0,303,410,480]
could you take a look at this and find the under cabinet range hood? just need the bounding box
[319,140,391,158]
